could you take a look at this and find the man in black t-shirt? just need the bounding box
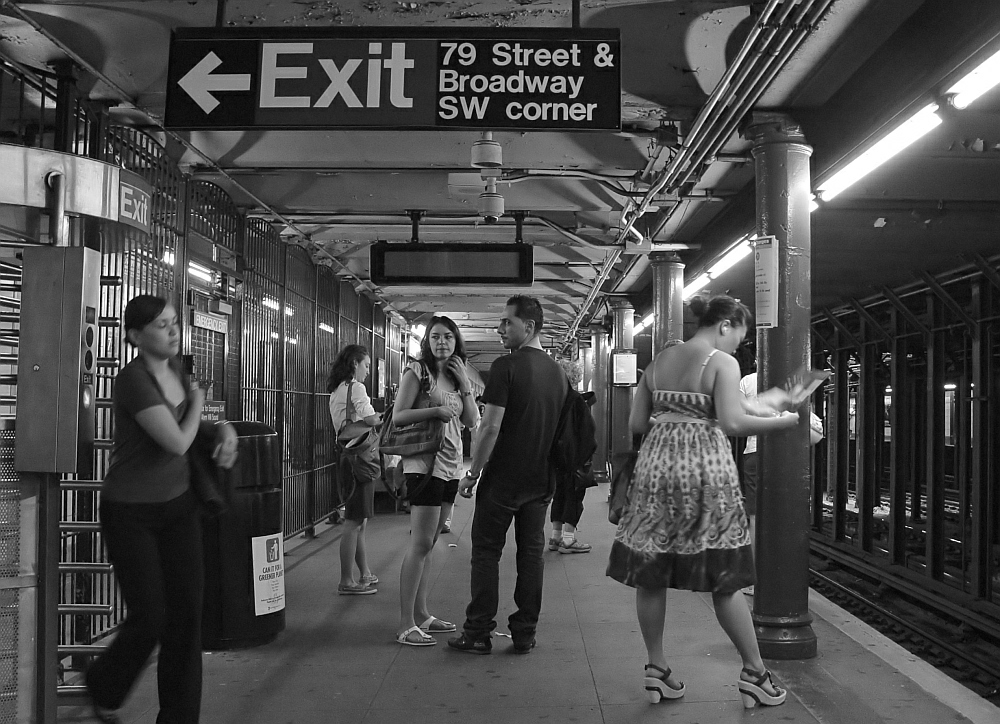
[448,295,567,655]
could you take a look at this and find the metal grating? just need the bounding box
[0,426,17,724]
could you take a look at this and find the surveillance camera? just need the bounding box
[478,189,504,223]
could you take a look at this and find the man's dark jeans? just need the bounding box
[462,491,548,644]
[86,489,204,723]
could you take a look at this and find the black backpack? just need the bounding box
[550,385,598,475]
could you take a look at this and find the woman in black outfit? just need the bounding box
[86,295,237,724]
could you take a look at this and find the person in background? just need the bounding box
[607,294,798,709]
[548,358,594,554]
[394,316,480,646]
[328,344,382,595]
[450,295,566,655]
[739,369,824,595]
[86,295,238,724]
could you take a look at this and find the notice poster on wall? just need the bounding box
[754,235,779,328]
[251,533,285,616]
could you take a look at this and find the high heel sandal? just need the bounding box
[644,663,686,703]
[738,667,786,708]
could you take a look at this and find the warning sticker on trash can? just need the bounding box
[251,534,285,616]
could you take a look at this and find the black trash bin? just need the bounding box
[202,421,285,650]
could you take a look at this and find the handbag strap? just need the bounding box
[338,380,360,439]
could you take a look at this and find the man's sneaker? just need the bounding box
[512,637,536,655]
[447,633,492,655]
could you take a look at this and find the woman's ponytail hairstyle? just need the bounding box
[689,294,752,329]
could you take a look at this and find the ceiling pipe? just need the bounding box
[558,0,828,349]
[0,0,405,317]
[532,215,620,251]
[675,0,834,190]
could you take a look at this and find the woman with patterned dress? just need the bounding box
[606,295,798,709]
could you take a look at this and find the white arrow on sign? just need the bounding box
[178,51,252,114]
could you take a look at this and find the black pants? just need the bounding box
[87,489,204,724]
[462,490,548,644]
[549,474,586,527]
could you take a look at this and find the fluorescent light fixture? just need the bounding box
[162,250,176,266]
[944,383,956,391]
[633,313,655,335]
[817,103,941,202]
[284,306,295,317]
[187,261,213,282]
[262,297,280,311]
[683,272,711,300]
[707,237,753,278]
[318,323,336,334]
[947,47,1000,109]
[288,337,298,345]
[270,331,279,339]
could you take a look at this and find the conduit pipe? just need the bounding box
[0,0,403,317]
[559,0,828,349]
[675,0,835,190]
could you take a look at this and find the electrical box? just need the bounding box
[16,246,101,473]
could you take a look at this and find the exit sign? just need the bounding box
[165,27,620,131]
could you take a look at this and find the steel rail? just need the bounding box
[810,568,1000,682]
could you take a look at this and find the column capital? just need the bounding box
[648,251,684,266]
[742,111,810,150]
[609,298,634,311]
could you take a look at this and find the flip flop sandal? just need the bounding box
[397,626,436,646]
[559,539,592,553]
[419,616,457,633]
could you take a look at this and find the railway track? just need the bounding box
[809,556,1000,706]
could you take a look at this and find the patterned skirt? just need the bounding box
[606,420,754,593]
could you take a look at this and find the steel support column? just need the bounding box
[609,299,634,464]
[746,113,816,659]
[925,296,945,580]
[856,327,878,554]
[590,323,610,483]
[970,281,994,599]
[887,311,910,566]
[649,251,684,354]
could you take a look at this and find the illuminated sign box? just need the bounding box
[370,242,533,286]
[611,349,637,386]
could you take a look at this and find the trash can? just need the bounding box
[202,421,285,650]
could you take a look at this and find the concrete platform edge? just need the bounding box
[808,588,998,724]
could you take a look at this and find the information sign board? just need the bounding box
[166,27,620,131]
[754,235,779,329]
[251,533,285,616]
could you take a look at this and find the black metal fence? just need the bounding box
[0,57,405,697]
[811,253,1000,631]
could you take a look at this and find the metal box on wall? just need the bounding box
[15,246,101,473]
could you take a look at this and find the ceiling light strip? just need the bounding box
[816,103,942,202]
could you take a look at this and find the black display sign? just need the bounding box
[165,27,620,131]
[370,242,533,286]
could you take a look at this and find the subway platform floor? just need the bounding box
[61,483,997,724]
